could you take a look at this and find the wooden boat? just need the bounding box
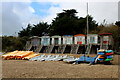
[2,51,19,59]
[16,51,33,59]
[12,51,24,59]
[23,53,40,60]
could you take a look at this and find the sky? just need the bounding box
[1,0,120,36]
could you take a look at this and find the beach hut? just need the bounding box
[30,36,41,46]
[51,35,61,45]
[99,33,113,49]
[87,34,98,44]
[25,36,41,51]
[62,35,73,44]
[41,36,50,45]
[74,34,85,44]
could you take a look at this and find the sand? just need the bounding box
[2,54,119,78]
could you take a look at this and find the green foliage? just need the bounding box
[49,9,98,36]
[18,24,32,37]
[115,21,120,27]
[2,36,29,52]
[31,22,49,36]
[18,22,49,37]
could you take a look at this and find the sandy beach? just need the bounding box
[2,54,119,78]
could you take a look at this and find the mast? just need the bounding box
[87,2,89,55]
[87,2,89,36]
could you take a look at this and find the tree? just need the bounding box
[18,22,49,37]
[31,22,49,36]
[18,24,32,37]
[49,9,98,36]
[115,21,120,27]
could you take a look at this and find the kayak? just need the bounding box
[98,55,105,59]
[106,52,113,55]
[105,58,113,61]
[98,52,105,55]
[97,58,104,61]
[97,49,106,52]
[105,50,113,53]
[106,55,113,59]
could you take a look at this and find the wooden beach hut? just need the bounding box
[62,35,73,45]
[30,36,41,46]
[74,34,85,44]
[87,34,98,44]
[86,34,99,54]
[25,36,40,51]
[51,35,61,45]
[99,33,113,50]
[61,35,73,54]
[41,36,50,45]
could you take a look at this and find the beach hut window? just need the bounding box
[90,36,95,43]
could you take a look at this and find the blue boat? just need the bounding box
[97,58,104,61]
[107,55,113,59]
[76,54,85,63]
[76,54,98,64]
[98,52,105,55]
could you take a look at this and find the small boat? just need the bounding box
[98,55,105,59]
[97,58,104,61]
[106,52,113,55]
[23,53,40,60]
[106,55,113,59]
[98,52,105,55]
[105,50,113,53]
[105,58,113,61]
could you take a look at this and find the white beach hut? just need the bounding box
[74,34,85,44]
[51,35,61,45]
[62,35,73,45]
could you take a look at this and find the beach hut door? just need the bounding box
[54,38,58,45]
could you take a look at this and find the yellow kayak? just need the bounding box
[23,53,40,60]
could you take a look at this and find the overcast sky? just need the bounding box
[1,0,119,36]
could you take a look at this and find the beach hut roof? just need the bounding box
[51,35,61,38]
[74,34,85,37]
[29,36,41,39]
[62,35,73,38]
[41,36,50,38]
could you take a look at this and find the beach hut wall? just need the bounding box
[30,36,41,46]
[99,33,113,49]
[62,35,73,44]
[41,36,50,45]
[87,34,98,44]
[74,34,85,44]
[51,35,61,45]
